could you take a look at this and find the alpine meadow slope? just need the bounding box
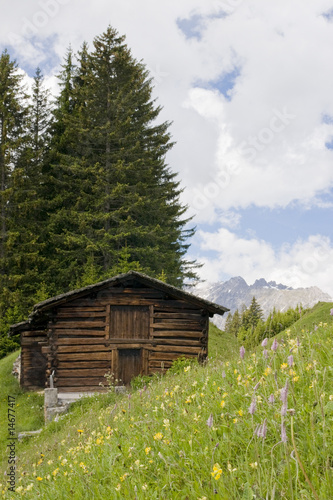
[0,303,332,498]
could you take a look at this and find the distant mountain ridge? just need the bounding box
[193,277,332,329]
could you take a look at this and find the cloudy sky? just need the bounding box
[1,0,333,296]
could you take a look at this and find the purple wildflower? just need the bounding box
[248,397,257,415]
[206,413,213,428]
[281,403,287,416]
[263,349,268,359]
[287,355,294,367]
[274,371,278,387]
[330,308,333,316]
[261,338,268,347]
[268,394,275,404]
[256,419,267,439]
[280,380,289,404]
[253,381,260,391]
[314,325,318,331]
[240,346,245,360]
[281,421,287,443]
[271,338,278,352]
[222,370,226,379]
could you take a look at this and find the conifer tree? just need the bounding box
[5,67,51,310]
[247,296,263,331]
[0,50,30,314]
[47,26,197,289]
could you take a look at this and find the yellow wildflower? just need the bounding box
[145,447,151,455]
[220,400,225,408]
[211,463,223,480]
[36,477,43,481]
[153,432,163,441]
[280,363,288,371]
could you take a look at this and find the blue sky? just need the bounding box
[1,0,333,296]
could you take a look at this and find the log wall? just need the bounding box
[20,330,48,390]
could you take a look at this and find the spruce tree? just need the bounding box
[247,296,263,330]
[5,67,52,311]
[0,50,30,315]
[47,26,197,289]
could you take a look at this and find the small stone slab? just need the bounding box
[18,429,43,441]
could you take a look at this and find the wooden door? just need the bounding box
[118,349,142,385]
[109,306,150,384]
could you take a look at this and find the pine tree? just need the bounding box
[238,297,264,347]
[0,50,30,316]
[229,309,242,338]
[47,26,197,289]
[247,296,263,330]
[224,312,233,334]
[4,67,52,311]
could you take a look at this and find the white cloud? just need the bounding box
[193,227,333,297]
[1,0,333,295]
[3,1,333,217]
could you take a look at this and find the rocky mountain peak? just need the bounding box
[192,276,332,329]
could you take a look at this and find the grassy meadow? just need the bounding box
[0,303,332,499]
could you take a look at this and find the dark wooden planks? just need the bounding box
[56,369,108,378]
[110,305,149,339]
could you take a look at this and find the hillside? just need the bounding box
[0,303,332,498]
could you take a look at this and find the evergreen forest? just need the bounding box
[224,296,306,348]
[0,26,197,356]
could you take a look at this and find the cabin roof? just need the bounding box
[9,271,229,335]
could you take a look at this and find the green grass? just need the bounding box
[208,321,239,361]
[286,301,333,333]
[0,351,44,467]
[0,304,332,499]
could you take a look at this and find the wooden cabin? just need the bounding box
[9,271,228,392]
